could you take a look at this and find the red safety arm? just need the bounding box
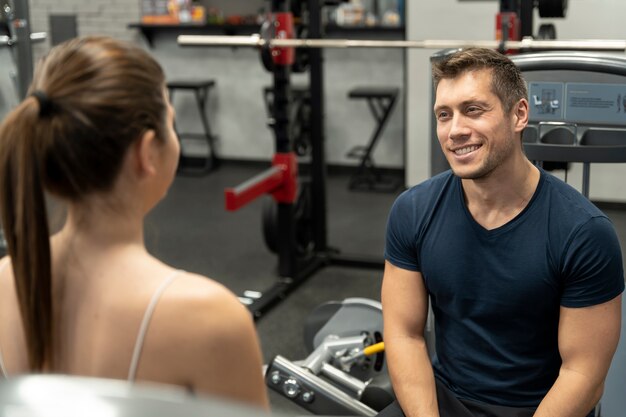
[224,152,298,211]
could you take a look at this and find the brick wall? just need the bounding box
[29,0,142,59]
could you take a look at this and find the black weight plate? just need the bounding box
[261,181,313,256]
[262,196,278,254]
[537,0,568,18]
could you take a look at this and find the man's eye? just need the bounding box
[437,111,450,120]
[467,106,482,114]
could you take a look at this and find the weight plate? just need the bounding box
[262,196,278,254]
[537,0,568,18]
[261,180,313,256]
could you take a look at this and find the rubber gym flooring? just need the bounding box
[145,162,626,416]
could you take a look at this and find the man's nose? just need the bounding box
[448,114,471,140]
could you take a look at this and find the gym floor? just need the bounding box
[145,162,626,416]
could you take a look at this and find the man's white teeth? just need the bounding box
[455,145,479,155]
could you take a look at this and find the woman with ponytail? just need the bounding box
[0,36,268,409]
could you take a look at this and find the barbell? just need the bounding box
[0,32,46,47]
[178,34,626,52]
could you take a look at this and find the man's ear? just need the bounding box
[513,98,529,133]
[134,129,158,177]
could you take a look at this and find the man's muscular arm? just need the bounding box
[382,261,439,417]
[534,294,622,417]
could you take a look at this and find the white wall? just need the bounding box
[29,0,141,57]
[406,0,626,202]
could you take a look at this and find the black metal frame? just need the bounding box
[246,0,385,319]
[0,0,35,257]
[499,0,535,39]
[9,0,34,99]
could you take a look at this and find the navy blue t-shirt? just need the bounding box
[385,169,624,408]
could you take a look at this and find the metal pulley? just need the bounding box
[303,298,387,383]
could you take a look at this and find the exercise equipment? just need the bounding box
[174,2,615,53]
[537,0,568,18]
[179,35,626,52]
[0,375,267,417]
[263,85,311,157]
[262,179,312,256]
[498,0,565,42]
[265,298,393,416]
[216,0,386,319]
[519,52,626,199]
[173,2,590,53]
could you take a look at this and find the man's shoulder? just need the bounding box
[397,170,456,205]
[540,169,607,221]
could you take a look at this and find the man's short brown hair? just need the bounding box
[432,48,528,113]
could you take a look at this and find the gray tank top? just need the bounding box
[0,267,181,381]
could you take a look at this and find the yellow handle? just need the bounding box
[363,342,385,356]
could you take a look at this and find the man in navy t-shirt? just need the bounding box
[380,48,624,417]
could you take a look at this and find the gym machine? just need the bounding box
[265,295,437,415]
[265,298,394,415]
[520,52,626,199]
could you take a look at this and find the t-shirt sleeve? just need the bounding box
[384,191,421,271]
[561,216,625,307]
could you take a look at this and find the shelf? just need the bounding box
[128,23,260,46]
[324,24,405,34]
[129,22,406,46]
[324,24,405,40]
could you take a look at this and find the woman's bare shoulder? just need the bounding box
[157,272,253,335]
[140,271,268,407]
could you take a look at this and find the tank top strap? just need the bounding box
[128,270,183,382]
[0,258,11,378]
[0,348,6,378]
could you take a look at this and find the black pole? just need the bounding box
[519,0,534,38]
[12,0,34,99]
[308,0,328,252]
[271,0,297,277]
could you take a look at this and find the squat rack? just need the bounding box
[202,0,386,319]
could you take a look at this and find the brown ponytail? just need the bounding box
[0,97,53,370]
[0,36,167,371]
